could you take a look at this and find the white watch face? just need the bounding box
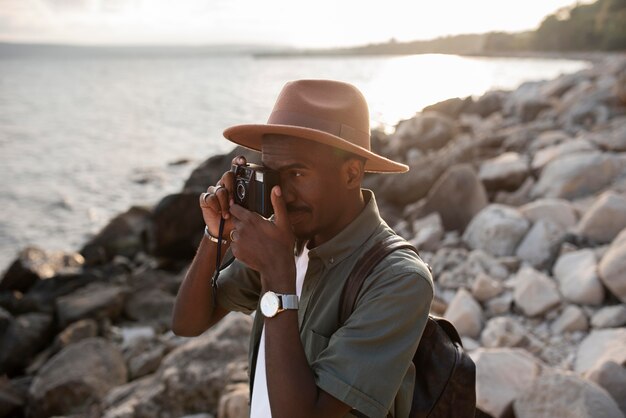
[261,292,280,317]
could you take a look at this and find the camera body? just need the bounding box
[232,163,279,218]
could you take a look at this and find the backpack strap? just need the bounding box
[338,234,419,325]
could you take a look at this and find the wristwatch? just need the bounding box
[260,291,299,318]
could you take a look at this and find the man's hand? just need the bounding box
[199,156,247,240]
[229,186,296,290]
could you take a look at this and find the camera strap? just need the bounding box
[211,217,234,307]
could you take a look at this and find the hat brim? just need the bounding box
[223,124,408,173]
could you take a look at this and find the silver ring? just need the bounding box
[229,229,237,242]
[202,192,211,205]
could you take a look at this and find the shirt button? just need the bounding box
[329,257,334,264]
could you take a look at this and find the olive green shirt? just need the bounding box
[216,190,434,418]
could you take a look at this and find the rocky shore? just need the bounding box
[1,55,626,418]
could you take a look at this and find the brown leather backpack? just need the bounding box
[339,235,477,418]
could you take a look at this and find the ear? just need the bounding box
[342,158,364,190]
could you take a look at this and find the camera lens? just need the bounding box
[236,181,246,202]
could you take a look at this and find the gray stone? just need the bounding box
[575,328,626,374]
[56,283,129,328]
[444,288,483,338]
[124,288,175,332]
[532,152,624,200]
[486,292,514,316]
[551,305,589,334]
[53,318,99,351]
[29,338,127,418]
[479,152,529,191]
[471,348,543,418]
[471,273,503,302]
[591,305,626,328]
[554,249,605,306]
[389,111,458,153]
[513,267,561,317]
[0,312,53,376]
[519,198,578,230]
[217,383,249,418]
[513,370,623,418]
[515,219,565,269]
[463,204,530,257]
[529,130,572,153]
[531,138,596,172]
[410,212,444,251]
[585,360,626,417]
[588,117,626,152]
[577,191,626,244]
[480,316,527,348]
[599,228,626,303]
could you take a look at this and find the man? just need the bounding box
[172,80,433,418]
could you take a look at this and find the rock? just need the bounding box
[0,376,25,418]
[531,152,624,200]
[53,318,99,352]
[493,176,535,207]
[217,383,249,418]
[103,313,252,417]
[515,219,564,269]
[465,90,505,118]
[471,348,542,418]
[591,305,626,329]
[422,97,472,119]
[599,228,626,303]
[389,111,458,153]
[551,305,589,334]
[587,117,626,152]
[444,288,483,338]
[0,312,53,376]
[125,338,166,380]
[124,288,175,332]
[519,198,578,230]
[585,360,626,417]
[28,338,127,418]
[553,249,605,306]
[0,247,84,293]
[529,130,572,153]
[479,152,529,192]
[576,191,626,244]
[519,99,552,123]
[513,370,623,418]
[531,138,596,172]
[480,317,527,348]
[513,267,561,317]
[80,206,152,266]
[463,204,530,257]
[56,282,129,328]
[409,212,444,251]
[486,292,514,316]
[408,164,488,232]
[148,193,205,260]
[575,328,626,374]
[471,273,503,302]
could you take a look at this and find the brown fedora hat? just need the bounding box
[223,79,408,173]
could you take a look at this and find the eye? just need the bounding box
[290,170,303,178]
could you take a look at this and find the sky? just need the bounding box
[0,0,589,48]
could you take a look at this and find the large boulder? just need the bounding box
[389,111,458,153]
[0,312,53,376]
[515,219,565,269]
[0,247,84,293]
[80,206,152,266]
[551,305,589,334]
[28,338,127,418]
[585,360,626,417]
[519,198,578,230]
[575,328,626,374]
[553,249,605,306]
[124,288,175,332]
[530,138,596,173]
[148,193,204,260]
[591,305,626,329]
[588,117,626,152]
[55,282,129,328]
[599,228,626,303]
[463,204,530,257]
[422,97,472,119]
[479,152,529,192]
[471,348,543,418]
[407,164,488,232]
[513,370,623,418]
[531,152,624,200]
[576,191,626,244]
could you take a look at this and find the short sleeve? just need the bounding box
[216,256,261,314]
[311,254,433,418]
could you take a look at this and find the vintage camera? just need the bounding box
[232,163,279,218]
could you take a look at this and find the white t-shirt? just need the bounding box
[250,246,310,418]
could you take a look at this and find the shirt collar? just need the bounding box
[307,189,385,269]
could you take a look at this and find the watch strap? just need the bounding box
[279,294,299,310]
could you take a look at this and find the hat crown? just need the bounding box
[268,80,371,150]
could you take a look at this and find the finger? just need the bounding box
[229,203,251,221]
[231,155,247,166]
[270,186,290,232]
[215,186,231,219]
[218,171,235,206]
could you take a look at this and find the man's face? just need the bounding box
[261,134,351,245]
